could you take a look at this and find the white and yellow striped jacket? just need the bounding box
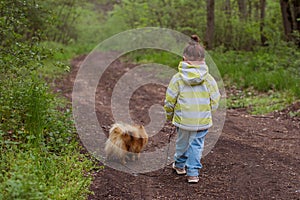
[164,61,220,131]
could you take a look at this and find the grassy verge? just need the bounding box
[0,74,96,199]
[0,2,105,198]
[212,46,300,98]
[38,1,108,80]
[227,90,296,114]
[0,147,93,200]
[38,0,299,117]
[123,46,299,115]
[0,1,119,199]
[212,45,299,114]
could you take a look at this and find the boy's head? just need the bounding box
[183,35,205,61]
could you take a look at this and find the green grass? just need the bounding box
[38,1,108,80]
[227,90,296,114]
[212,46,300,98]
[121,46,299,115]
[42,0,298,117]
[0,2,105,196]
[0,148,93,200]
[0,1,115,199]
[2,2,296,199]
[0,73,96,199]
[124,49,181,68]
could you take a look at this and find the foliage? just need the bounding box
[0,74,94,199]
[125,44,299,114]
[37,1,109,79]
[227,90,296,114]
[104,0,205,37]
[0,148,93,200]
[0,0,94,199]
[1,0,298,198]
[102,0,288,50]
[125,49,181,68]
[125,43,299,99]
[212,43,300,98]
[39,0,299,114]
[0,0,46,43]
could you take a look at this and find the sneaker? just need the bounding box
[172,163,186,175]
[187,176,199,183]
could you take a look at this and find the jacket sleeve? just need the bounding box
[164,76,179,121]
[206,74,220,112]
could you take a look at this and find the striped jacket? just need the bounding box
[164,61,220,131]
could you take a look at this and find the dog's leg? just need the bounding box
[120,152,127,165]
[130,153,136,161]
[137,153,140,160]
[121,157,126,165]
[105,148,112,161]
[106,153,111,161]
[126,153,132,162]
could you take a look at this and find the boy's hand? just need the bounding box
[166,113,173,121]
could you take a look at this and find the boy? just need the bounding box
[164,35,220,183]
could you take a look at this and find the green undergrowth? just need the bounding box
[227,90,296,115]
[35,0,299,117]
[36,42,74,80]
[0,74,96,199]
[37,1,107,80]
[0,147,94,200]
[124,46,299,115]
[0,1,101,197]
[123,50,181,68]
[212,45,300,98]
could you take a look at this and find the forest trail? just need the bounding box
[56,53,300,200]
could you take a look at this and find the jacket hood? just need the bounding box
[178,61,208,85]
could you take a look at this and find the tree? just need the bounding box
[205,0,215,49]
[237,0,247,20]
[224,0,231,17]
[280,0,300,45]
[260,0,267,45]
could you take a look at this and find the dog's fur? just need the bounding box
[105,123,148,164]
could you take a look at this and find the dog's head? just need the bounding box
[133,125,148,138]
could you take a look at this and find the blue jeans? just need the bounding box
[174,127,208,176]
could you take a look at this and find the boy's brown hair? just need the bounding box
[183,35,205,61]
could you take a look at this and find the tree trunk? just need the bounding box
[223,0,232,47]
[280,0,300,45]
[205,0,215,49]
[224,0,231,16]
[290,0,300,33]
[260,0,267,45]
[280,0,292,40]
[296,1,300,31]
[248,0,252,19]
[254,1,260,20]
[237,0,247,20]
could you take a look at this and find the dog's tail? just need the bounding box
[105,123,132,162]
[109,123,128,135]
[109,123,133,145]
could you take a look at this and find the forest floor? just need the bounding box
[55,53,300,200]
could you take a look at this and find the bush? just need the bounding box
[102,0,286,50]
[0,148,93,200]
[212,43,300,97]
[0,0,95,199]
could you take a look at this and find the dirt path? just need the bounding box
[56,53,300,200]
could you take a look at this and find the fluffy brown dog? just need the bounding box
[105,123,148,164]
